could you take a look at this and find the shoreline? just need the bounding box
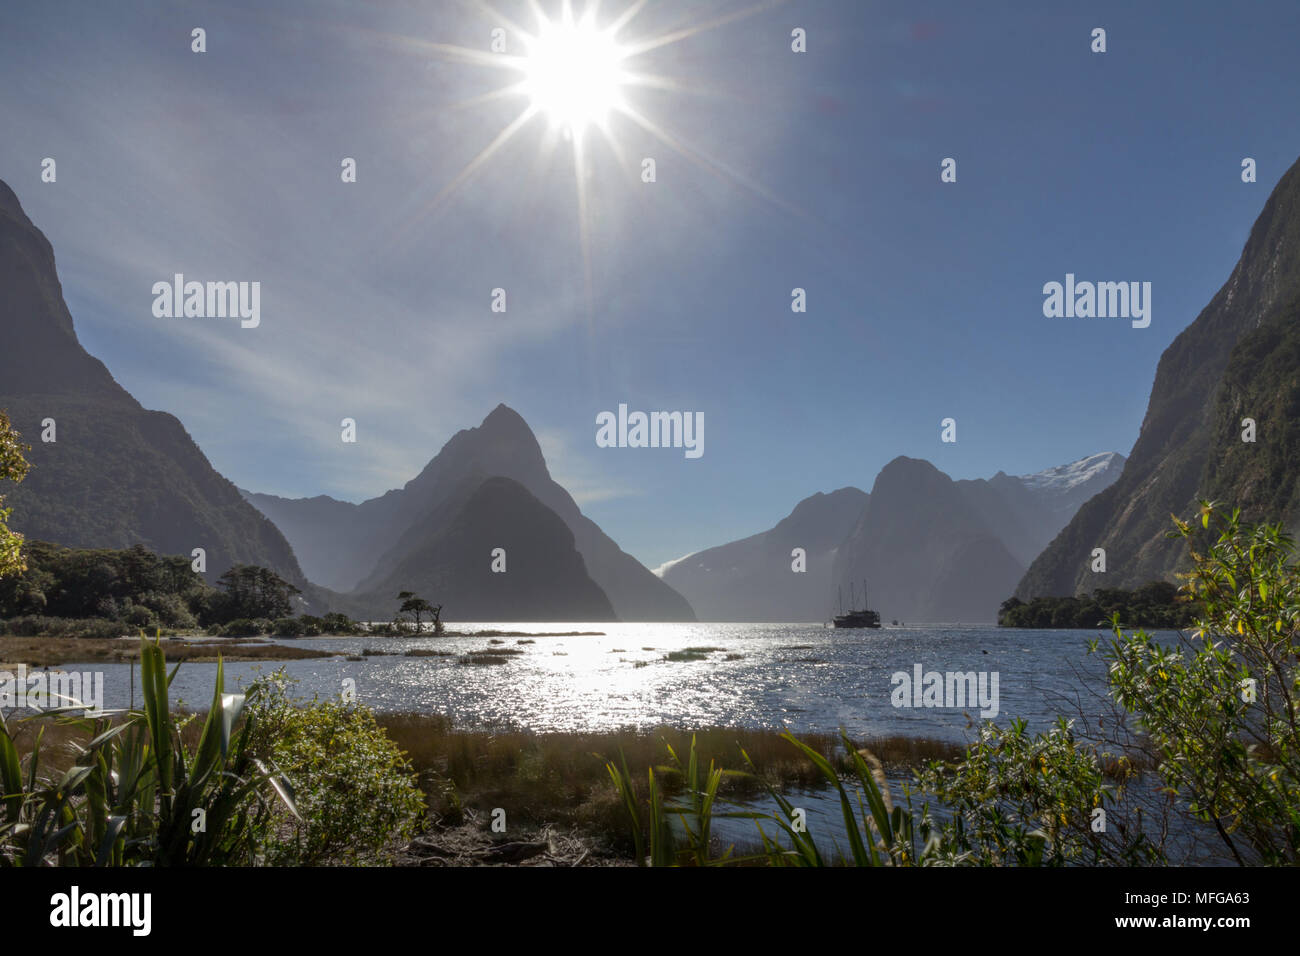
[0,629,609,667]
[0,634,334,667]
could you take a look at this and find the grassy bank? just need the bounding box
[0,634,333,667]
[374,713,965,856]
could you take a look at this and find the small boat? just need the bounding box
[833,581,881,629]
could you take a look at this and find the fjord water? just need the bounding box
[82,623,1145,738]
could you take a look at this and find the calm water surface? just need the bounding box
[71,622,1150,739]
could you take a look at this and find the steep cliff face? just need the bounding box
[1200,290,1300,532]
[0,179,307,587]
[1018,155,1300,598]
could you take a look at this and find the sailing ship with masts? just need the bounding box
[833,580,881,629]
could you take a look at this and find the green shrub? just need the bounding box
[221,618,270,636]
[241,672,425,865]
[0,615,124,639]
[273,616,305,637]
[914,718,1163,866]
[124,604,156,628]
[1096,503,1300,865]
[319,612,362,634]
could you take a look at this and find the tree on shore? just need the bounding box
[212,564,301,622]
[0,410,30,579]
[397,591,443,635]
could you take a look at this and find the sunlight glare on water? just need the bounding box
[72,622,1135,739]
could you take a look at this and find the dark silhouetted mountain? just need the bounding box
[244,404,694,621]
[659,487,869,621]
[350,476,615,621]
[1019,155,1300,598]
[833,457,1025,623]
[0,179,307,588]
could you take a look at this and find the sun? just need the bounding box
[397,1,794,312]
[520,12,628,134]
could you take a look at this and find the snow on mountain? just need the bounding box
[1016,452,1125,493]
[652,553,697,578]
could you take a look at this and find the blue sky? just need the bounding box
[3,0,1299,571]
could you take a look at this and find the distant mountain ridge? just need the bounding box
[1019,154,1300,598]
[244,404,695,622]
[662,451,1123,623]
[658,487,869,622]
[0,179,309,589]
[958,451,1127,569]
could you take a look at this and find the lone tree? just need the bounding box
[397,591,443,635]
[0,410,30,579]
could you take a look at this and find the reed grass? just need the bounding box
[374,712,965,855]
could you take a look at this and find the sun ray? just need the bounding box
[473,0,537,49]
[606,0,650,38]
[443,80,532,112]
[618,0,788,59]
[429,103,540,211]
[572,129,596,322]
[617,103,806,220]
[591,113,630,175]
[381,104,539,254]
[418,42,529,70]
[618,71,713,95]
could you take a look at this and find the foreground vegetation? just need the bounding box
[1,641,424,866]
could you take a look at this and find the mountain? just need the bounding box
[239,491,377,593]
[350,476,615,621]
[0,179,308,587]
[662,452,1122,624]
[1018,155,1300,598]
[244,404,695,621]
[833,457,1026,623]
[958,452,1127,567]
[658,487,869,621]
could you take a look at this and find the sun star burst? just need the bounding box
[521,11,629,134]
[392,1,791,314]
